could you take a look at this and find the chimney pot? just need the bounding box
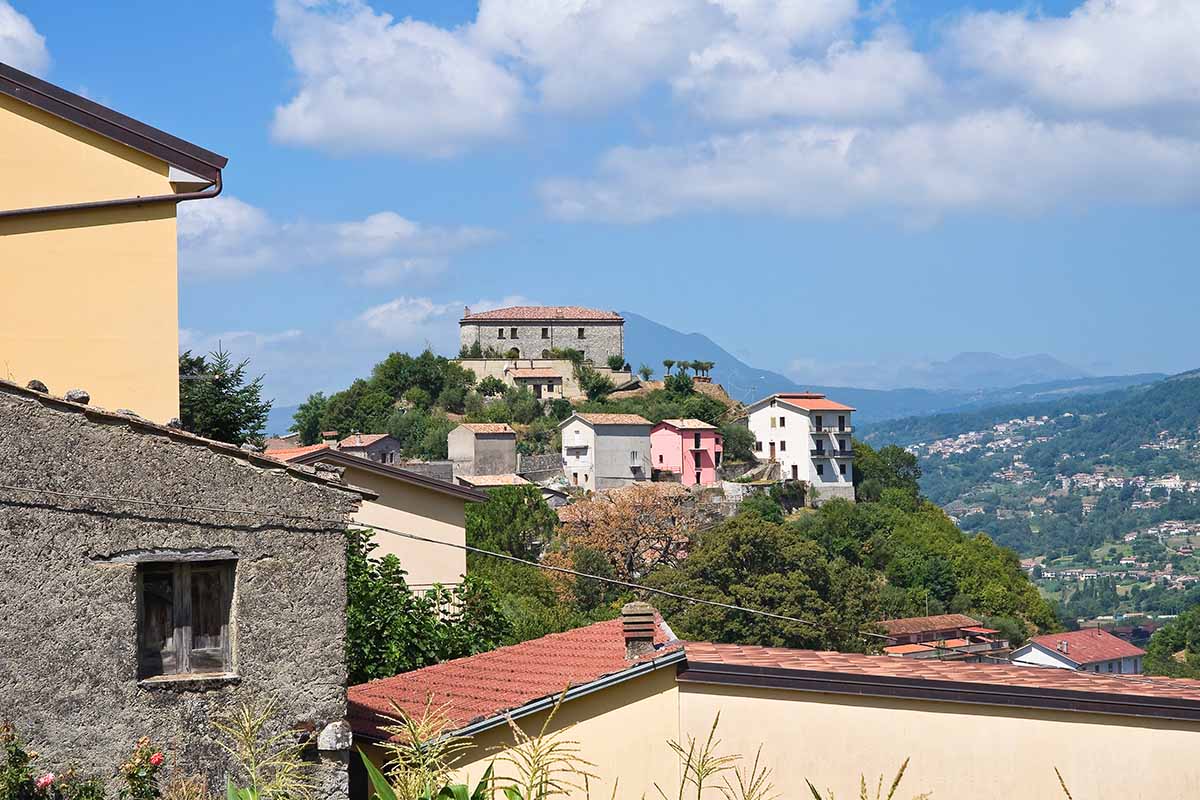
[622,601,657,660]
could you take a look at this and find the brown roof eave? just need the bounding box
[676,661,1200,723]
[0,62,227,182]
[290,449,487,503]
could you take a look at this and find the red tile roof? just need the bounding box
[348,617,681,740]
[681,642,1200,702]
[573,413,653,426]
[457,423,517,434]
[507,368,564,379]
[339,433,393,448]
[883,643,935,655]
[1026,629,1147,665]
[776,393,856,412]
[461,306,623,322]
[656,418,718,431]
[262,443,332,461]
[877,614,981,637]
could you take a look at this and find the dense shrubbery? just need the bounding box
[1145,606,1200,678]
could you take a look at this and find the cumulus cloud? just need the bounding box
[542,109,1200,222]
[0,1,49,75]
[177,196,496,282]
[271,0,523,157]
[948,0,1200,116]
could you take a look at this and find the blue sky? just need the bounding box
[4,0,1199,404]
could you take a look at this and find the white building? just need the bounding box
[560,413,653,491]
[743,392,855,503]
[1010,629,1145,675]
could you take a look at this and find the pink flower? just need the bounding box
[35,773,55,791]
[149,753,164,767]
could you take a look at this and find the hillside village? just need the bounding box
[7,10,1200,800]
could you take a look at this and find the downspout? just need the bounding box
[0,172,222,222]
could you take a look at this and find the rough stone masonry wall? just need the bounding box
[459,321,624,364]
[0,389,359,799]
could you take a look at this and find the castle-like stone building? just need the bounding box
[459,305,624,364]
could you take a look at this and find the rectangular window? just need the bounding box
[754,441,762,452]
[577,327,586,339]
[816,463,825,477]
[630,450,640,466]
[498,328,506,339]
[510,327,519,338]
[138,561,233,679]
[839,463,847,476]
[814,415,823,430]
[770,417,777,428]
[659,454,664,464]
[838,415,846,431]
[791,465,799,480]
[542,327,550,339]
[779,416,785,428]
[780,440,786,451]
[694,432,702,449]
[716,451,722,467]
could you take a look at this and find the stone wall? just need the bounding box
[396,460,454,482]
[459,321,624,365]
[517,453,564,482]
[455,358,631,401]
[0,386,360,799]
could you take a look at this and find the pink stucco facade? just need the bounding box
[650,421,723,486]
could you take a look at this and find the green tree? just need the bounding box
[576,365,614,401]
[290,392,328,445]
[478,376,507,397]
[466,485,558,561]
[178,346,271,446]
[1145,606,1200,678]
[662,359,675,376]
[637,364,654,381]
[606,354,629,372]
[345,528,509,683]
[853,440,921,502]
[719,422,755,462]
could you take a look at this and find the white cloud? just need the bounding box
[542,109,1200,222]
[677,27,937,123]
[948,0,1200,115]
[177,196,496,282]
[271,0,523,157]
[355,296,460,340]
[0,1,49,75]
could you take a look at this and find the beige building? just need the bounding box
[271,444,485,590]
[351,606,1200,800]
[0,63,226,423]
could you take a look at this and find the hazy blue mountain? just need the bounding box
[621,311,1161,423]
[918,351,1087,390]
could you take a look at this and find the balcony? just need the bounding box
[812,426,853,434]
[834,449,855,458]
[810,449,829,457]
[811,449,854,458]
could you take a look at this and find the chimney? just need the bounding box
[622,601,657,659]
[321,430,339,447]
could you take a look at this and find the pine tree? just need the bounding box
[178,345,271,446]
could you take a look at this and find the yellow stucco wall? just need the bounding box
[362,668,682,800]
[339,464,469,589]
[678,682,1200,799]
[0,92,180,423]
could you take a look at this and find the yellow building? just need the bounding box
[269,444,483,590]
[0,61,226,423]
[350,606,1200,800]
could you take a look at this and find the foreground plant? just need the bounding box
[210,701,313,800]
[371,698,475,800]
[805,758,928,800]
[119,738,165,800]
[495,693,594,800]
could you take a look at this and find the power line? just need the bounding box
[0,482,1009,660]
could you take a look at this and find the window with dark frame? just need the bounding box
[498,328,506,339]
[839,463,847,476]
[577,327,586,339]
[138,560,234,679]
[510,327,519,339]
[779,416,785,428]
[780,440,786,451]
[754,441,762,451]
[541,327,550,339]
[816,463,825,477]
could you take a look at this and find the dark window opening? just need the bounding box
[695,471,702,484]
[816,463,825,477]
[138,561,233,679]
[839,463,847,476]
[780,440,787,452]
[577,327,586,339]
[510,327,519,339]
[779,416,785,428]
[498,328,505,339]
[541,327,550,339]
[694,432,702,449]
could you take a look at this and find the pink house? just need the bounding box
[651,418,723,486]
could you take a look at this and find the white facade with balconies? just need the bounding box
[744,392,856,503]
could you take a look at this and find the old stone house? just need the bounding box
[0,380,370,798]
[447,423,517,477]
[559,413,653,490]
[459,306,624,364]
[337,433,403,465]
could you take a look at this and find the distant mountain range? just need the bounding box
[620,311,1163,423]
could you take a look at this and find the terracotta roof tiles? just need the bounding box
[339,433,393,448]
[461,306,623,322]
[457,423,517,434]
[573,413,653,426]
[877,614,981,637]
[657,418,718,430]
[1026,629,1147,665]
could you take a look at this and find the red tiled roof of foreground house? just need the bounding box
[877,614,981,637]
[1026,629,1147,665]
[458,423,517,434]
[574,413,653,426]
[681,642,1200,702]
[657,418,718,430]
[461,306,623,322]
[348,617,680,740]
[776,392,856,412]
[339,433,392,448]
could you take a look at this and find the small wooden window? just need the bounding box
[577,327,586,339]
[138,561,233,679]
[780,440,786,451]
[754,441,762,452]
[498,328,506,339]
[510,327,519,339]
[779,416,785,428]
[541,328,550,339]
